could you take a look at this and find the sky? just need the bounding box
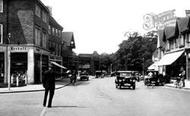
[42,0,190,54]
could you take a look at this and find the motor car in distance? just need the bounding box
[79,72,89,81]
[115,71,136,89]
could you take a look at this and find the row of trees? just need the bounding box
[98,31,157,74]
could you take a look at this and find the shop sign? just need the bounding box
[10,46,27,51]
[143,9,176,30]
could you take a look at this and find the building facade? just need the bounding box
[62,32,76,70]
[156,17,190,81]
[0,0,65,85]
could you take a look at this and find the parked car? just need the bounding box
[115,71,137,89]
[144,70,165,86]
[79,72,89,81]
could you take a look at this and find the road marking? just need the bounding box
[40,107,47,116]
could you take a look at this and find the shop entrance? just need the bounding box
[0,53,4,83]
[11,53,27,85]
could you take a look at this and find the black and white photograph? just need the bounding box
[1,0,190,116]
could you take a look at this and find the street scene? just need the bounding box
[1,0,190,116]
[1,77,190,116]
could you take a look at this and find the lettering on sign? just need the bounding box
[10,47,27,51]
[143,9,176,30]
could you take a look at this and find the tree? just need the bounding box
[113,31,157,72]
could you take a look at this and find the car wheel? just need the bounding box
[115,84,118,88]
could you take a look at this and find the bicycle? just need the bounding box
[175,77,183,88]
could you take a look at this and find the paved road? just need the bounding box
[1,77,190,116]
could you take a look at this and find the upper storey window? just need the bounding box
[42,11,47,23]
[35,5,41,17]
[0,0,3,13]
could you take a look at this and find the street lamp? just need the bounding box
[7,33,11,90]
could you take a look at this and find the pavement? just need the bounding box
[0,77,71,94]
[165,80,190,90]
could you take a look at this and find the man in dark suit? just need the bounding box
[42,64,56,108]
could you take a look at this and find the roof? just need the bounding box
[78,54,92,58]
[37,0,50,14]
[62,32,76,48]
[49,16,63,30]
[164,24,179,40]
[177,17,190,34]
[158,30,166,47]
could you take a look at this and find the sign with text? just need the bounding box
[143,9,176,30]
[10,46,27,51]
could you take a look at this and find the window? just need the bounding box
[42,32,47,48]
[0,0,3,13]
[35,27,41,46]
[42,11,47,23]
[48,25,51,34]
[179,34,185,47]
[186,33,190,43]
[0,24,2,44]
[166,41,170,51]
[175,38,179,48]
[51,27,55,35]
[35,5,41,17]
[55,29,57,36]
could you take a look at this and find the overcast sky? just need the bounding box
[42,0,190,54]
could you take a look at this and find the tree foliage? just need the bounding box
[112,31,157,72]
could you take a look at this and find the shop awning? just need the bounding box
[148,62,159,71]
[157,50,184,66]
[51,61,67,69]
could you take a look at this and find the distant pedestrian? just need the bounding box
[42,63,56,108]
[180,67,186,87]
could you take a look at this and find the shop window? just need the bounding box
[0,0,3,13]
[0,24,2,44]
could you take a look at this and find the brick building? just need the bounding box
[0,0,65,84]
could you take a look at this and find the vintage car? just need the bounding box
[115,71,137,89]
[79,72,89,81]
[95,70,106,78]
[144,70,165,86]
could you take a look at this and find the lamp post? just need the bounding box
[7,33,11,90]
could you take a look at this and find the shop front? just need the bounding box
[157,50,186,82]
[0,45,50,85]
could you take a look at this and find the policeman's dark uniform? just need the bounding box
[42,66,56,108]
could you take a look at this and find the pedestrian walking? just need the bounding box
[180,67,186,87]
[42,64,56,108]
